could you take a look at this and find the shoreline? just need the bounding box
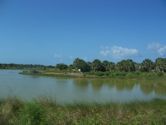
[20,69,166,79]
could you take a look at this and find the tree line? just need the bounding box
[0,58,165,73]
[55,58,166,73]
[0,63,54,70]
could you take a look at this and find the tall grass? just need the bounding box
[0,98,166,125]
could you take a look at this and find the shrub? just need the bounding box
[157,72,164,77]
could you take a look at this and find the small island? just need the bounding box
[17,57,166,79]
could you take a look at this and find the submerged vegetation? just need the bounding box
[0,98,166,125]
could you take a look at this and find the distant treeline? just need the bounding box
[0,63,54,70]
[1,57,166,73]
[55,57,166,73]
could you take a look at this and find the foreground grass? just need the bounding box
[0,98,166,125]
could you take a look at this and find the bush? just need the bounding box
[31,70,40,74]
[157,72,164,77]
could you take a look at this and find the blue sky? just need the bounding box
[0,0,166,65]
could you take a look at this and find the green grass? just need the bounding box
[0,98,166,125]
[85,71,166,78]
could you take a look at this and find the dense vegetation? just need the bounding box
[1,58,166,78]
[0,98,165,125]
[55,58,166,73]
[0,63,54,70]
[1,58,165,73]
[54,58,166,78]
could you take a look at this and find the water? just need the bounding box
[0,70,166,104]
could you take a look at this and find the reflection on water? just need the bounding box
[0,70,166,104]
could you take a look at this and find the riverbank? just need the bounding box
[20,70,85,78]
[20,69,166,79]
[0,98,165,125]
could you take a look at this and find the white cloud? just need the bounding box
[100,46,111,56]
[111,46,138,57]
[100,45,139,58]
[148,43,161,50]
[148,43,166,56]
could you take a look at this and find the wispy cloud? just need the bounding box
[100,46,111,57]
[111,46,138,57]
[148,42,166,56]
[100,45,139,58]
[54,53,63,63]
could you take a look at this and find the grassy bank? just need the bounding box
[21,69,166,79]
[20,70,84,78]
[0,98,166,125]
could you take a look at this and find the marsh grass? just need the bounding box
[0,98,166,125]
[21,70,166,78]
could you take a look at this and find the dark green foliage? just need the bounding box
[92,59,106,72]
[116,59,136,72]
[31,70,40,74]
[1,57,166,74]
[141,59,155,72]
[0,63,53,70]
[155,58,166,72]
[157,72,164,77]
[73,58,91,72]
[102,60,110,71]
[56,63,68,70]
[102,60,115,71]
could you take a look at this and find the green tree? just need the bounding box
[92,59,106,72]
[102,60,110,71]
[73,58,90,72]
[155,58,166,72]
[102,60,115,71]
[116,59,136,72]
[141,59,154,72]
[56,63,68,70]
[134,62,141,71]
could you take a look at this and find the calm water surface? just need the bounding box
[0,70,166,104]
